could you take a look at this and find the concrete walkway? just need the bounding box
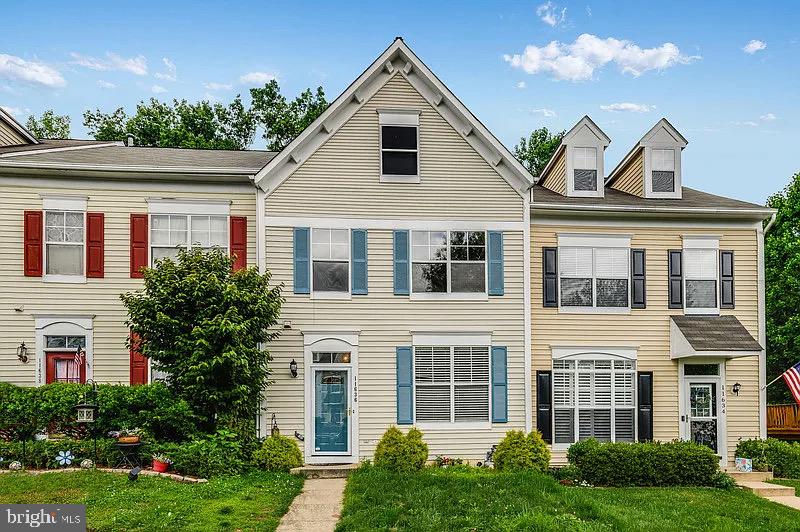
[277,477,346,532]
[729,471,800,510]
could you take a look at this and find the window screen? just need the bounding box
[45,211,85,276]
[651,149,675,193]
[684,248,717,309]
[381,125,418,176]
[312,228,349,292]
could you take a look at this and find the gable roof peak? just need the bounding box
[564,115,611,145]
[0,106,39,145]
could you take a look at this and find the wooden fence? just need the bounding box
[767,404,800,439]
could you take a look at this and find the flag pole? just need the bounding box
[762,373,785,390]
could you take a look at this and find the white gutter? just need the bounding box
[763,212,777,234]
[532,202,775,217]
[0,160,260,175]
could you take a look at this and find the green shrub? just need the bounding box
[568,440,720,487]
[374,426,429,472]
[548,464,582,482]
[150,430,248,478]
[565,438,601,469]
[712,471,737,490]
[736,438,800,478]
[493,430,550,472]
[252,432,303,472]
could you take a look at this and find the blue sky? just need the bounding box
[2,0,797,204]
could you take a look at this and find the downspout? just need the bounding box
[763,212,777,234]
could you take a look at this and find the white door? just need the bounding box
[680,362,727,465]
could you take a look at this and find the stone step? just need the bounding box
[726,471,773,483]
[766,495,800,510]
[739,481,795,498]
[290,463,358,479]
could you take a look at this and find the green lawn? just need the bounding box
[337,465,800,531]
[0,470,302,531]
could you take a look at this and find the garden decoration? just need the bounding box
[75,378,99,462]
[55,450,74,467]
[152,453,172,473]
[80,459,94,469]
[9,461,22,471]
[271,413,280,436]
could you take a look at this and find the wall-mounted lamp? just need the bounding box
[289,359,298,378]
[732,382,741,396]
[16,342,28,363]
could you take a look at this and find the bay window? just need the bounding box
[411,230,486,294]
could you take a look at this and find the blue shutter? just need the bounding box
[351,229,368,295]
[393,230,410,295]
[396,346,413,424]
[293,227,310,294]
[491,346,508,423]
[488,231,504,296]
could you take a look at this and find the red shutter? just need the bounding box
[86,212,105,278]
[24,210,43,277]
[130,214,148,278]
[129,332,148,385]
[230,216,248,271]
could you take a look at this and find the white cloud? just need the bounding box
[239,71,277,85]
[760,112,777,121]
[536,1,567,27]
[96,80,116,89]
[732,120,759,127]
[531,108,557,117]
[70,52,148,76]
[600,102,655,113]
[733,113,779,127]
[151,84,167,94]
[516,81,527,89]
[0,53,65,87]
[742,40,766,54]
[204,81,233,91]
[503,33,699,81]
[154,57,176,81]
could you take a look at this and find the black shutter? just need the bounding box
[637,371,653,442]
[631,248,646,309]
[668,250,683,309]
[536,370,552,443]
[543,247,558,308]
[720,250,735,309]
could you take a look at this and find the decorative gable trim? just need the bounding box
[254,38,534,198]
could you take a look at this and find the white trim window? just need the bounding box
[684,248,718,313]
[311,228,350,293]
[572,147,598,192]
[414,346,490,423]
[553,357,636,444]
[651,149,675,193]
[378,109,420,181]
[559,247,629,309]
[411,230,486,294]
[44,210,85,279]
[150,214,228,264]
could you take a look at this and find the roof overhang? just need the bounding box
[0,162,256,183]
[531,202,775,222]
[0,107,39,145]
[670,316,762,359]
[254,38,534,197]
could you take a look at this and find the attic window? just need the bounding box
[378,109,420,182]
[652,149,675,192]
[573,148,597,191]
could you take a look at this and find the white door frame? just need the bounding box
[678,359,727,466]
[33,314,95,385]
[302,332,359,464]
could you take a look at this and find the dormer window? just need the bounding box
[651,149,675,193]
[573,147,598,191]
[378,109,420,183]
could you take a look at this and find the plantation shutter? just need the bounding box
[396,346,413,424]
[23,210,43,277]
[668,250,683,309]
[720,250,735,309]
[536,370,553,443]
[415,347,452,422]
[487,231,504,296]
[637,371,653,442]
[351,229,368,295]
[86,212,105,278]
[130,214,148,278]
[293,227,310,294]
[129,332,147,386]
[631,248,646,308]
[542,247,558,307]
[393,230,409,295]
[229,216,248,271]
[491,346,508,423]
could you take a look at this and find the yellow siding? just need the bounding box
[267,73,521,220]
[0,180,257,386]
[531,224,760,465]
[0,119,28,146]
[611,148,644,197]
[540,148,567,196]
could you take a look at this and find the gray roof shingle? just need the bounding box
[671,315,762,352]
[0,139,112,155]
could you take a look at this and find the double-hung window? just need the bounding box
[150,214,228,264]
[414,346,490,423]
[573,147,598,191]
[553,357,636,444]
[45,211,85,279]
[379,109,419,180]
[652,149,676,193]
[411,230,486,294]
[559,245,629,310]
[684,245,718,312]
[311,228,349,293]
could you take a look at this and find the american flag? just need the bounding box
[73,346,85,381]
[782,361,800,404]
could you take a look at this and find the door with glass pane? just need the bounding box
[687,382,718,452]
[313,368,349,454]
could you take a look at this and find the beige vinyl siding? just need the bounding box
[267,73,520,220]
[531,224,760,465]
[0,180,256,386]
[611,148,644,197]
[0,119,28,147]
[540,148,567,196]
[264,226,526,460]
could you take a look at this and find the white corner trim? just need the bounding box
[412,332,492,346]
[256,187,266,273]
[523,193,532,433]
[377,108,421,125]
[757,223,767,438]
[41,194,87,211]
[551,345,638,360]
[147,198,231,215]
[557,233,632,248]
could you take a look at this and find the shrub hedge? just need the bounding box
[736,438,800,478]
[374,426,429,472]
[493,430,550,472]
[252,432,303,472]
[149,430,248,478]
[567,439,720,487]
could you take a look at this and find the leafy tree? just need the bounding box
[514,127,564,177]
[250,80,328,151]
[766,172,800,403]
[25,110,71,139]
[121,249,283,432]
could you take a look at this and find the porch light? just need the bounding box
[289,359,298,378]
[16,342,28,363]
[732,382,741,396]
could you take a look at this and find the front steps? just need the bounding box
[290,463,358,479]
[725,470,774,483]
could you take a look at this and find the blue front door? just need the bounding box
[314,369,349,453]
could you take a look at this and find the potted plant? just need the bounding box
[108,427,142,444]
[152,453,172,473]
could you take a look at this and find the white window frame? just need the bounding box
[410,230,488,300]
[310,227,351,299]
[682,236,720,315]
[43,210,87,284]
[644,145,682,199]
[33,314,94,386]
[148,213,230,266]
[378,109,420,183]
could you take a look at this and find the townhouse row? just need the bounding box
[0,39,772,466]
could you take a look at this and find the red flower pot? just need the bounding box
[153,459,169,473]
